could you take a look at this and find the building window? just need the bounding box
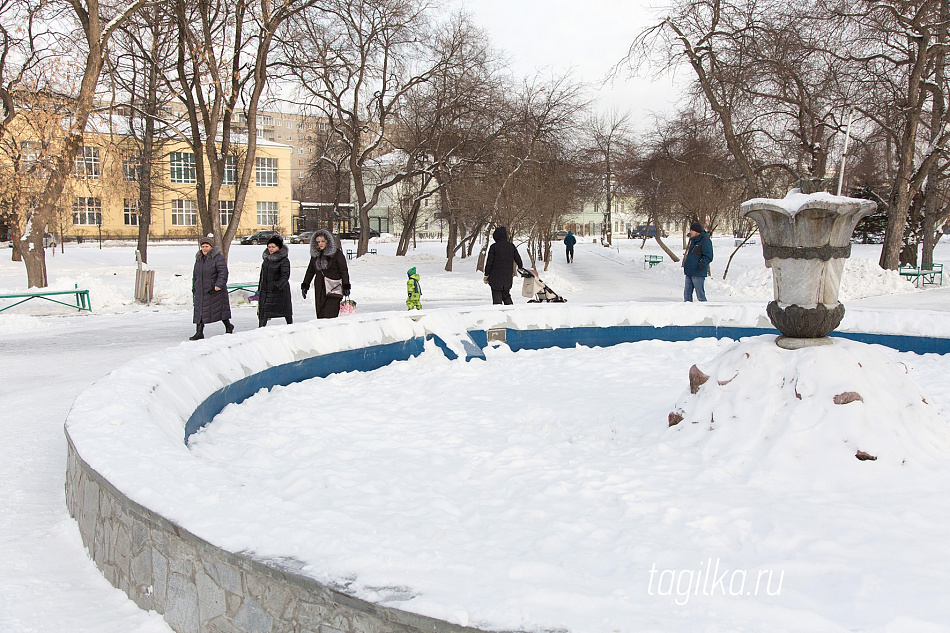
[20,141,41,172]
[287,134,292,141]
[298,171,303,178]
[277,120,282,127]
[223,155,237,186]
[219,200,234,227]
[123,199,139,226]
[257,201,279,226]
[74,146,100,180]
[255,157,278,187]
[171,199,198,226]
[73,197,102,225]
[122,150,142,182]
[169,151,196,184]
[277,134,282,139]
[257,114,274,126]
[298,147,304,154]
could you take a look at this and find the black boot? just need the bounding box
[224,319,234,334]
[189,323,204,341]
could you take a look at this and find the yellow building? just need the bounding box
[64,135,293,241]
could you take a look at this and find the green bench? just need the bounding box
[0,284,92,313]
[899,263,943,288]
[226,283,258,294]
[644,254,664,269]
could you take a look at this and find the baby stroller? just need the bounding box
[519,267,567,303]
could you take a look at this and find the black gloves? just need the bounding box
[301,283,308,299]
[343,284,351,297]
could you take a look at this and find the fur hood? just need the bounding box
[309,228,338,258]
[262,244,289,262]
[196,246,223,261]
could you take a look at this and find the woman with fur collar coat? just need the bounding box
[301,228,350,318]
[257,235,293,326]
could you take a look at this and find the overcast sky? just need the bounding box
[452,0,686,124]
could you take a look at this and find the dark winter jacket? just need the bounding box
[484,226,523,290]
[257,245,292,321]
[192,247,231,324]
[683,231,714,277]
[301,228,351,319]
[564,232,576,248]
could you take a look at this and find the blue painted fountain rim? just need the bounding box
[183,325,950,442]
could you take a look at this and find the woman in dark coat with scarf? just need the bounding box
[301,228,350,319]
[191,235,233,340]
[257,235,293,327]
[483,225,523,305]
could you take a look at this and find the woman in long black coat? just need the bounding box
[257,235,293,327]
[483,225,523,305]
[301,228,350,319]
[191,236,233,340]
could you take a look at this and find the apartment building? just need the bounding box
[62,134,293,241]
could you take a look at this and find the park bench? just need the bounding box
[346,248,377,259]
[226,282,258,294]
[899,263,944,288]
[735,238,757,247]
[644,254,663,269]
[0,284,92,313]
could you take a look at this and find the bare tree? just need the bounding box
[833,0,950,269]
[11,0,152,287]
[579,110,632,247]
[280,0,492,257]
[106,2,178,262]
[166,0,313,259]
[472,73,587,271]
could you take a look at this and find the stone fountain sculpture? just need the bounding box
[666,187,945,467]
[740,188,877,348]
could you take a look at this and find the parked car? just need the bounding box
[553,230,569,240]
[290,231,315,244]
[337,227,381,240]
[240,230,282,245]
[630,225,668,239]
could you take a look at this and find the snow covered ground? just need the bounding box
[2,235,950,633]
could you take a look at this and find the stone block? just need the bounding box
[234,595,274,633]
[165,571,200,633]
[197,567,227,622]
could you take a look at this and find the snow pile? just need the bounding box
[0,313,53,332]
[669,336,950,481]
[48,274,130,309]
[717,257,916,301]
[839,257,918,300]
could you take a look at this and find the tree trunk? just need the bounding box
[444,218,458,272]
[21,237,48,288]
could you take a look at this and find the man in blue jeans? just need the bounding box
[683,221,713,301]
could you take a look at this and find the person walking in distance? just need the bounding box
[257,235,293,327]
[301,229,350,319]
[563,230,576,263]
[483,225,523,305]
[683,221,714,302]
[190,235,234,340]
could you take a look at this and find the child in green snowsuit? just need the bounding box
[406,267,422,310]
